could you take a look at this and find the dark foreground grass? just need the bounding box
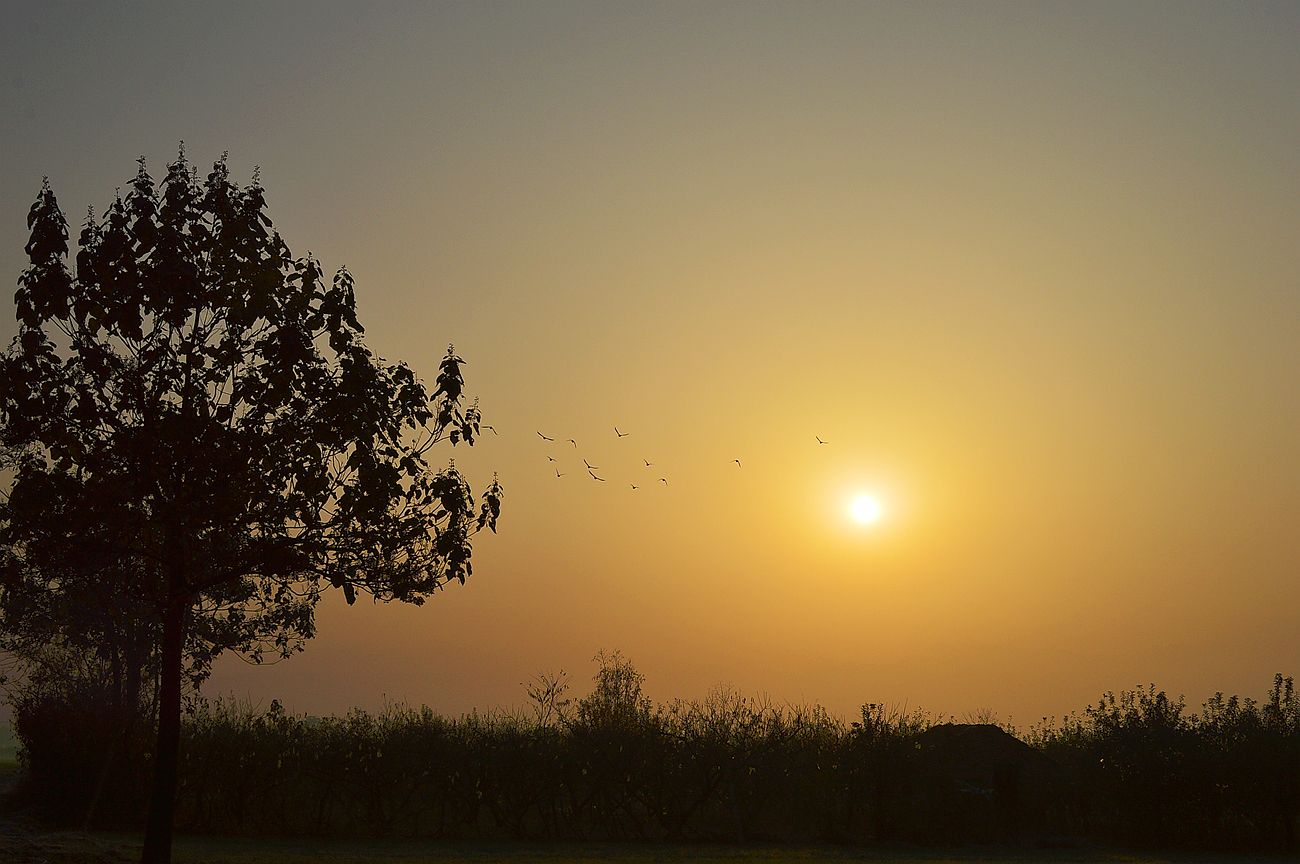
[158,838,1294,864]
[0,827,1293,864]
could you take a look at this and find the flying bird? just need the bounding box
[568,438,577,448]
[630,484,638,490]
[588,469,605,482]
[583,458,599,470]
[615,427,629,438]
[483,425,498,435]
[732,459,742,467]
[555,468,565,478]
[547,456,556,462]
[537,431,554,442]
[816,436,827,445]
[643,458,653,467]
[660,478,668,485]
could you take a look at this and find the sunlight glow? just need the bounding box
[849,494,883,525]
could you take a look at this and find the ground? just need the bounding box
[0,826,1291,864]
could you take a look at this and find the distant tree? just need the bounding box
[0,446,161,827]
[0,150,503,864]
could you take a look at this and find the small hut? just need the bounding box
[908,723,1064,842]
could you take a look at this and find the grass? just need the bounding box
[2,831,1289,864]
[0,722,20,802]
[0,721,18,765]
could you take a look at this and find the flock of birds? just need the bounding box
[514,426,830,491]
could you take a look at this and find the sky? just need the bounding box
[1,1,1297,727]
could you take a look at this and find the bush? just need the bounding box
[8,658,152,827]
[7,653,1296,851]
[1030,675,1298,850]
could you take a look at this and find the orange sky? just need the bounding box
[2,2,1297,725]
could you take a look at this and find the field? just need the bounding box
[0,830,1293,864]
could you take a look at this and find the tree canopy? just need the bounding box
[0,149,502,863]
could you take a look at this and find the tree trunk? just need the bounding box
[141,599,185,864]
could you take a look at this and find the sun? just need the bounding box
[848,494,883,525]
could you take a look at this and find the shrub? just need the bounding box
[8,652,152,827]
[7,654,1295,851]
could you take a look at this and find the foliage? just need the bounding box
[1,155,502,680]
[4,644,153,827]
[0,150,502,862]
[4,648,1295,854]
[1028,674,1299,850]
[10,654,932,842]
[172,668,1294,851]
[8,651,1294,850]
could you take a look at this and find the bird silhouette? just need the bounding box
[643,458,653,467]
[537,431,554,442]
[568,438,577,448]
[583,458,599,470]
[660,478,668,485]
[547,456,556,462]
[483,424,498,435]
[630,483,638,490]
[588,469,605,482]
[816,436,827,445]
[732,459,742,467]
[615,426,629,438]
[555,468,565,478]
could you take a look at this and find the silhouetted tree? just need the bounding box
[0,150,503,864]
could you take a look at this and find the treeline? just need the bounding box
[6,654,1298,850]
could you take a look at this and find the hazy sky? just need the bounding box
[2,1,1297,726]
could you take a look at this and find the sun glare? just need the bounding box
[849,494,883,525]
